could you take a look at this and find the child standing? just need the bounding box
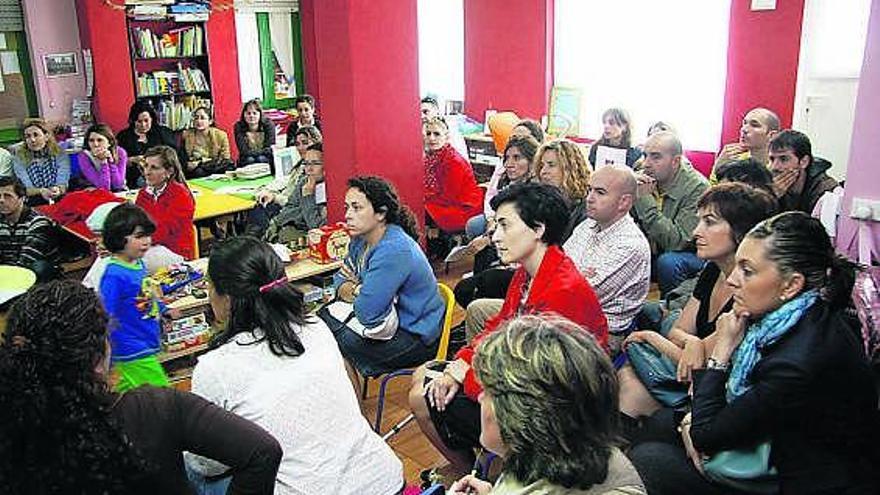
[99,202,169,392]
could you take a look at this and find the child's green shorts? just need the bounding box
[114,354,170,392]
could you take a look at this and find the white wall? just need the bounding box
[793,0,871,180]
[235,11,264,103]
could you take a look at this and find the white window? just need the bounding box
[417,0,464,103]
[554,0,732,151]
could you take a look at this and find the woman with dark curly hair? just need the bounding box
[0,280,282,494]
[318,175,445,376]
[449,315,645,495]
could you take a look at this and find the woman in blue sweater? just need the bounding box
[320,176,444,376]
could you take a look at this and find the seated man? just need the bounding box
[0,176,60,281]
[564,165,650,350]
[408,182,608,477]
[632,131,708,296]
[768,129,838,214]
[711,107,780,176]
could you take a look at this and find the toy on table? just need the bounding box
[135,263,206,315]
[308,222,350,264]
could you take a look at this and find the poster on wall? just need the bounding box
[43,52,79,78]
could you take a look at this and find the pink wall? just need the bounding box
[835,0,880,261]
[720,0,805,145]
[309,0,424,225]
[22,0,87,123]
[463,0,553,121]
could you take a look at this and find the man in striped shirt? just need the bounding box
[564,165,651,353]
[0,176,60,281]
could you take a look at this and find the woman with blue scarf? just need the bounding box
[629,212,879,494]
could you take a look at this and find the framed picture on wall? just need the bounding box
[43,52,79,78]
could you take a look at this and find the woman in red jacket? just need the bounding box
[423,117,483,233]
[135,146,196,259]
[408,182,609,477]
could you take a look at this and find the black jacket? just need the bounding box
[690,303,880,494]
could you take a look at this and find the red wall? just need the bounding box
[309,0,424,225]
[75,2,241,138]
[299,0,321,103]
[463,0,554,121]
[720,0,806,145]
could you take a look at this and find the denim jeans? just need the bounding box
[656,251,705,296]
[317,306,438,376]
[186,462,232,495]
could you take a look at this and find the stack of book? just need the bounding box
[136,64,208,96]
[131,25,204,58]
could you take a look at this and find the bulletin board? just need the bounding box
[547,86,582,137]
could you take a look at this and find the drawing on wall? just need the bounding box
[43,52,79,78]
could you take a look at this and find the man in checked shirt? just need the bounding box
[563,165,651,354]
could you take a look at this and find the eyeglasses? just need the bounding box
[302,160,324,167]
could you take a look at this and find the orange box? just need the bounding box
[308,223,351,264]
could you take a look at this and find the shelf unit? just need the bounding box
[127,17,213,131]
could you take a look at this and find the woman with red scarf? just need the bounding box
[423,117,483,233]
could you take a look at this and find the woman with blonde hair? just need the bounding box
[535,139,592,240]
[448,315,643,494]
[11,118,70,204]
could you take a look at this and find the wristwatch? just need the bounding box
[706,357,730,372]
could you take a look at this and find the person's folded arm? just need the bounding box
[172,388,282,495]
[352,247,410,326]
[690,357,809,454]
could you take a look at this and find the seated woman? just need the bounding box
[536,139,593,243]
[284,94,322,146]
[466,120,546,239]
[423,116,483,234]
[409,182,610,476]
[187,237,402,495]
[76,123,128,192]
[318,176,445,376]
[455,135,540,307]
[456,139,594,309]
[233,99,276,168]
[248,126,323,238]
[618,183,777,420]
[588,108,642,169]
[262,143,327,243]
[0,280,282,494]
[135,146,196,259]
[629,212,880,495]
[449,315,646,495]
[180,106,233,178]
[116,101,179,188]
[11,118,70,205]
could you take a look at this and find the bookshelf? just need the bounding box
[127,17,213,131]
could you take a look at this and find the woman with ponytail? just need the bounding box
[629,211,880,495]
[189,236,403,495]
[0,280,282,495]
[319,176,445,376]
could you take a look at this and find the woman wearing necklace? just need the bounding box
[409,182,610,478]
[320,176,445,377]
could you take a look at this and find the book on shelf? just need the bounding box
[156,96,212,131]
[136,64,208,97]
[131,24,203,58]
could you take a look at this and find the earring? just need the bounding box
[779,295,787,302]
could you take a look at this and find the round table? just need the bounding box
[0,265,37,307]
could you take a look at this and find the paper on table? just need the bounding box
[594,145,628,169]
[315,182,326,204]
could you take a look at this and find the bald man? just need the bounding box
[632,131,708,295]
[712,107,781,178]
[563,165,650,341]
